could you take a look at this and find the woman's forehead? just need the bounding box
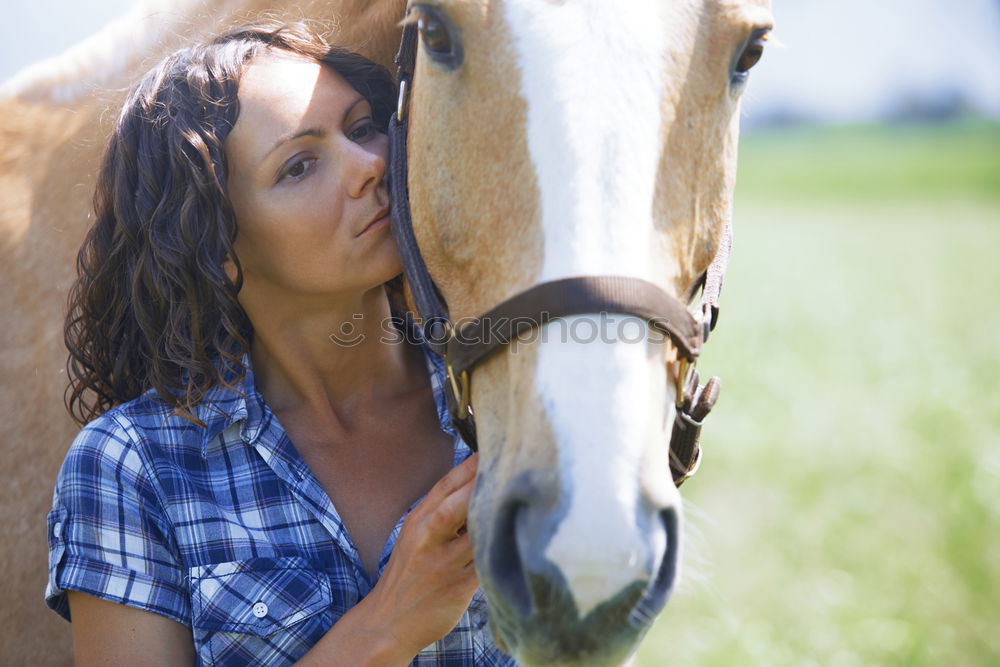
[237,51,335,116]
[227,52,358,162]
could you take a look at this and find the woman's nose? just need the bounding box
[346,136,389,199]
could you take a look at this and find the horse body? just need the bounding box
[0,2,404,661]
[0,0,771,663]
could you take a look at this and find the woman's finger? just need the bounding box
[459,563,480,591]
[428,475,474,536]
[424,454,477,507]
[442,529,474,566]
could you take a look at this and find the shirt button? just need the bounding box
[252,602,268,618]
[52,522,62,538]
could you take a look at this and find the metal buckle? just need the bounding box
[445,355,471,419]
[439,320,471,419]
[674,357,695,409]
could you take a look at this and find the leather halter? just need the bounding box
[387,23,731,486]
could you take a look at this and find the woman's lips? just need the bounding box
[357,210,390,237]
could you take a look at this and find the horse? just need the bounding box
[0,0,772,663]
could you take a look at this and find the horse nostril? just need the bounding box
[630,506,681,627]
[490,498,533,618]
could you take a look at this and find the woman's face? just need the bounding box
[224,51,398,300]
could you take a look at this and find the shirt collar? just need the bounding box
[197,354,266,457]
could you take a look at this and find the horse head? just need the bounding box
[399,1,773,664]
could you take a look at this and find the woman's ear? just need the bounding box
[222,255,239,285]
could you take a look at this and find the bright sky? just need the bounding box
[743,0,1000,123]
[3,0,998,123]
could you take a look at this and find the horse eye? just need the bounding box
[734,31,769,74]
[418,13,451,54]
[413,6,463,68]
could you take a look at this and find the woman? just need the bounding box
[46,22,511,666]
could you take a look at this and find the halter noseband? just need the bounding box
[387,23,731,486]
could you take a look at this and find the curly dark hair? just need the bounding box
[65,21,397,426]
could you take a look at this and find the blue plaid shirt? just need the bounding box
[46,346,515,666]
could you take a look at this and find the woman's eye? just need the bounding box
[348,120,376,142]
[281,157,316,182]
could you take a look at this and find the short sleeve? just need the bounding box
[45,411,190,625]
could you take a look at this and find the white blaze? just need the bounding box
[503,0,680,618]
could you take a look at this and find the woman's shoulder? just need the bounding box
[68,393,166,453]
[74,390,179,441]
[67,383,250,466]
[61,399,180,487]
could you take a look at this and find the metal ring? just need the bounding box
[675,408,705,428]
[396,79,409,122]
[675,447,703,487]
[676,409,705,427]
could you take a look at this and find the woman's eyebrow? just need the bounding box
[261,96,367,162]
[340,96,367,125]
[263,127,326,161]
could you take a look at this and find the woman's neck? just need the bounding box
[243,284,424,428]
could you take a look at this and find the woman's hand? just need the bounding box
[364,453,480,657]
[297,454,480,666]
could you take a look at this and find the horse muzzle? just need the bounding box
[473,468,681,666]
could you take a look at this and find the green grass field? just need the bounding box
[636,120,1000,666]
